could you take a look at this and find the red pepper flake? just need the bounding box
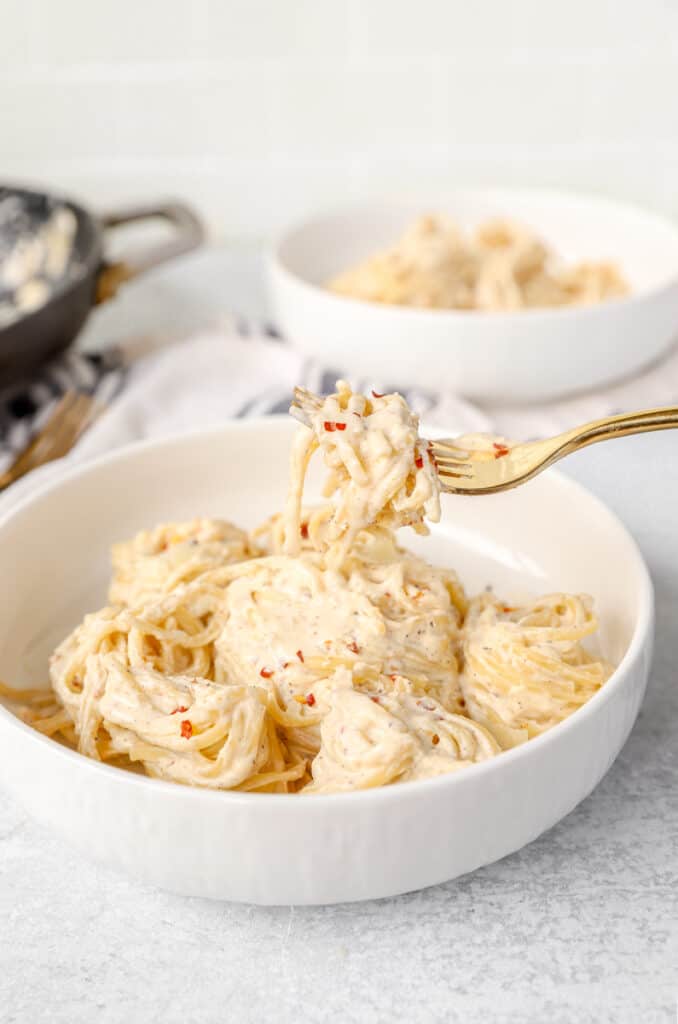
[181,720,193,739]
[493,442,510,459]
[324,421,336,432]
[414,455,424,469]
[171,705,189,715]
[283,662,291,669]
[335,422,347,431]
[296,649,305,663]
[502,605,514,613]
[347,640,360,654]
[306,693,316,707]
[371,390,385,399]
[300,522,309,539]
[370,696,380,704]
[389,674,398,682]
[431,733,440,746]
[260,667,274,678]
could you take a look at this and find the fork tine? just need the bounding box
[433,456,474,470]
[429,437,480,484]
[293,385,322,409]
[437,469,474,480]
[290,385,323,428]
[289,404,312,428]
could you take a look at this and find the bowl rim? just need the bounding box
[0,417,655,808]
[268,186,678,324]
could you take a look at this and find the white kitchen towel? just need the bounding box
[0,325,490,517]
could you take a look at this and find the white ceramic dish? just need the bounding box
[0,418,653,904]
[268,188,678,402]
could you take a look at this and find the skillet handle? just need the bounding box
[94,201,204,303]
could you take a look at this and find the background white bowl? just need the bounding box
[0,418,653,904]
[268,189,678,402]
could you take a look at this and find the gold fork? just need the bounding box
[290,387,678,496]
[0,391,98,492]
[430,407,678,494]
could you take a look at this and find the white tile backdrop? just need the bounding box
[1,0,678,239]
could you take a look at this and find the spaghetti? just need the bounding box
[328,216,629,311]
[1,382,612,793]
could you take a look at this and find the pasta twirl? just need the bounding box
[461,592,609,748]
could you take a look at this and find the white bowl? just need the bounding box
[268,189,678,402]
[0,418,653,904]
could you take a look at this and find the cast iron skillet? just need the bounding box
[0,185,204,387]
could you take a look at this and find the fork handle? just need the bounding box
[556,406,678,454]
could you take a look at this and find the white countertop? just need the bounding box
[1,248,676,1024]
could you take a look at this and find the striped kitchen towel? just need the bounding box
[0,317,489,478]
[2,316,678,484]
[0,323,491,516]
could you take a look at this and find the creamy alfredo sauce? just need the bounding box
[44,382,610,794]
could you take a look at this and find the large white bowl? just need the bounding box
[0,418,653,904]
[268,189,678,401]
